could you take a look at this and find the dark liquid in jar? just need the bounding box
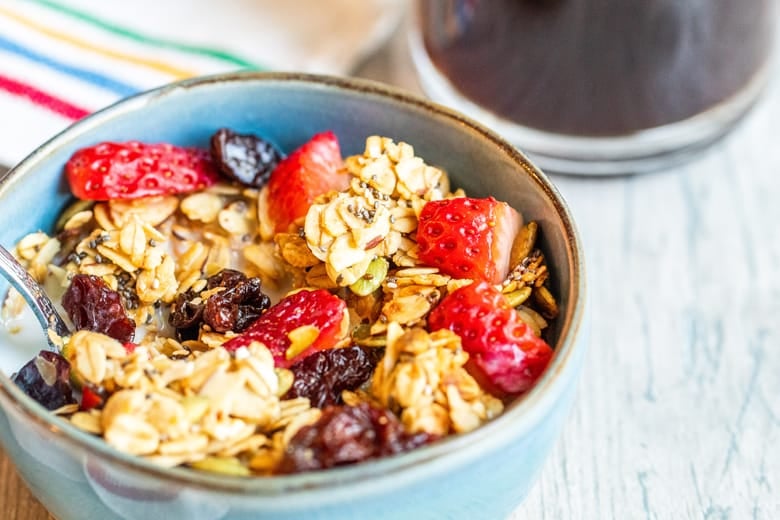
[421,0,775,136]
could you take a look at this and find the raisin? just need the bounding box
[169,269,271,339]
[210,128,284,188]
[285,346,383,408]
[62,274,135,342]
[12,351,76,410]
[168,291,204,331]
[276,403,437,474]
[205,269,246,290]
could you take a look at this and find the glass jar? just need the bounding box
[410,0,777,174]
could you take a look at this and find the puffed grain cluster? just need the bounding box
[302,136,452,287]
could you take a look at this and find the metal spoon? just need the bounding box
[0,244,70,347]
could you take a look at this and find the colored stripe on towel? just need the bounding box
[0,73,89,120]
[0,34,140,97]
[0,4,196,79]
[30,0,260,69]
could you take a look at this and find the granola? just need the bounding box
[5,132,559,476]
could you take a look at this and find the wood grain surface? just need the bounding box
[1,446,51,520]
[2,22,779,520]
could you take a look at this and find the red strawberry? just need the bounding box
[266,131,349,233]
[428,281,553,394]
[416,197,521,284]
[80,384,105,411]
[66,141,219,200]
[223,289,349,368]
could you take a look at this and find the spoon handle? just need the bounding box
[0,244,70,341]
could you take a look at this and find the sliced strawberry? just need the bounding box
[66,141,219,201]
[222,289,349,368]
[428,281,553,394]
[266,131,349,233]
[416,197,521,284]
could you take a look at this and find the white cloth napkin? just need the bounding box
[0,0,401,166]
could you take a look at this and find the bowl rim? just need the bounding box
[0,71,587,497]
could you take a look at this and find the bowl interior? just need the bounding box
[0,72,583,493]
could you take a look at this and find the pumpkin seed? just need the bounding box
[510,221,538,267]
[505,286,533,308]
[533,286,559,319]
[190,456,251,476]
[349,257,389,296]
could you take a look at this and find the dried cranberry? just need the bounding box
[210,128,284,187]
[12,351,76,410]
[62,274,135,342]
[168,290,204,340]
[285,346,383,408]
[205,269,246,290]
[276,403,437,474]
[169,269,271,339]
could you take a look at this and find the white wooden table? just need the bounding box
[355,22,780,520]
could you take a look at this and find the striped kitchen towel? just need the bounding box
[0,0,401,167]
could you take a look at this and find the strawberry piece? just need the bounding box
[66,141,219,200]
[266,131,349,233]
[428,281,553,394]
[222,289,348,368]
[416,197,521,284]
[80,384,105,411]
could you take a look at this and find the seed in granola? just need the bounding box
[349,257,389,296]
[190,456,251,476]
[531,285,559,320]
[505,286,533,308]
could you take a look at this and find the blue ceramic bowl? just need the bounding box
[0,72,587,520]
